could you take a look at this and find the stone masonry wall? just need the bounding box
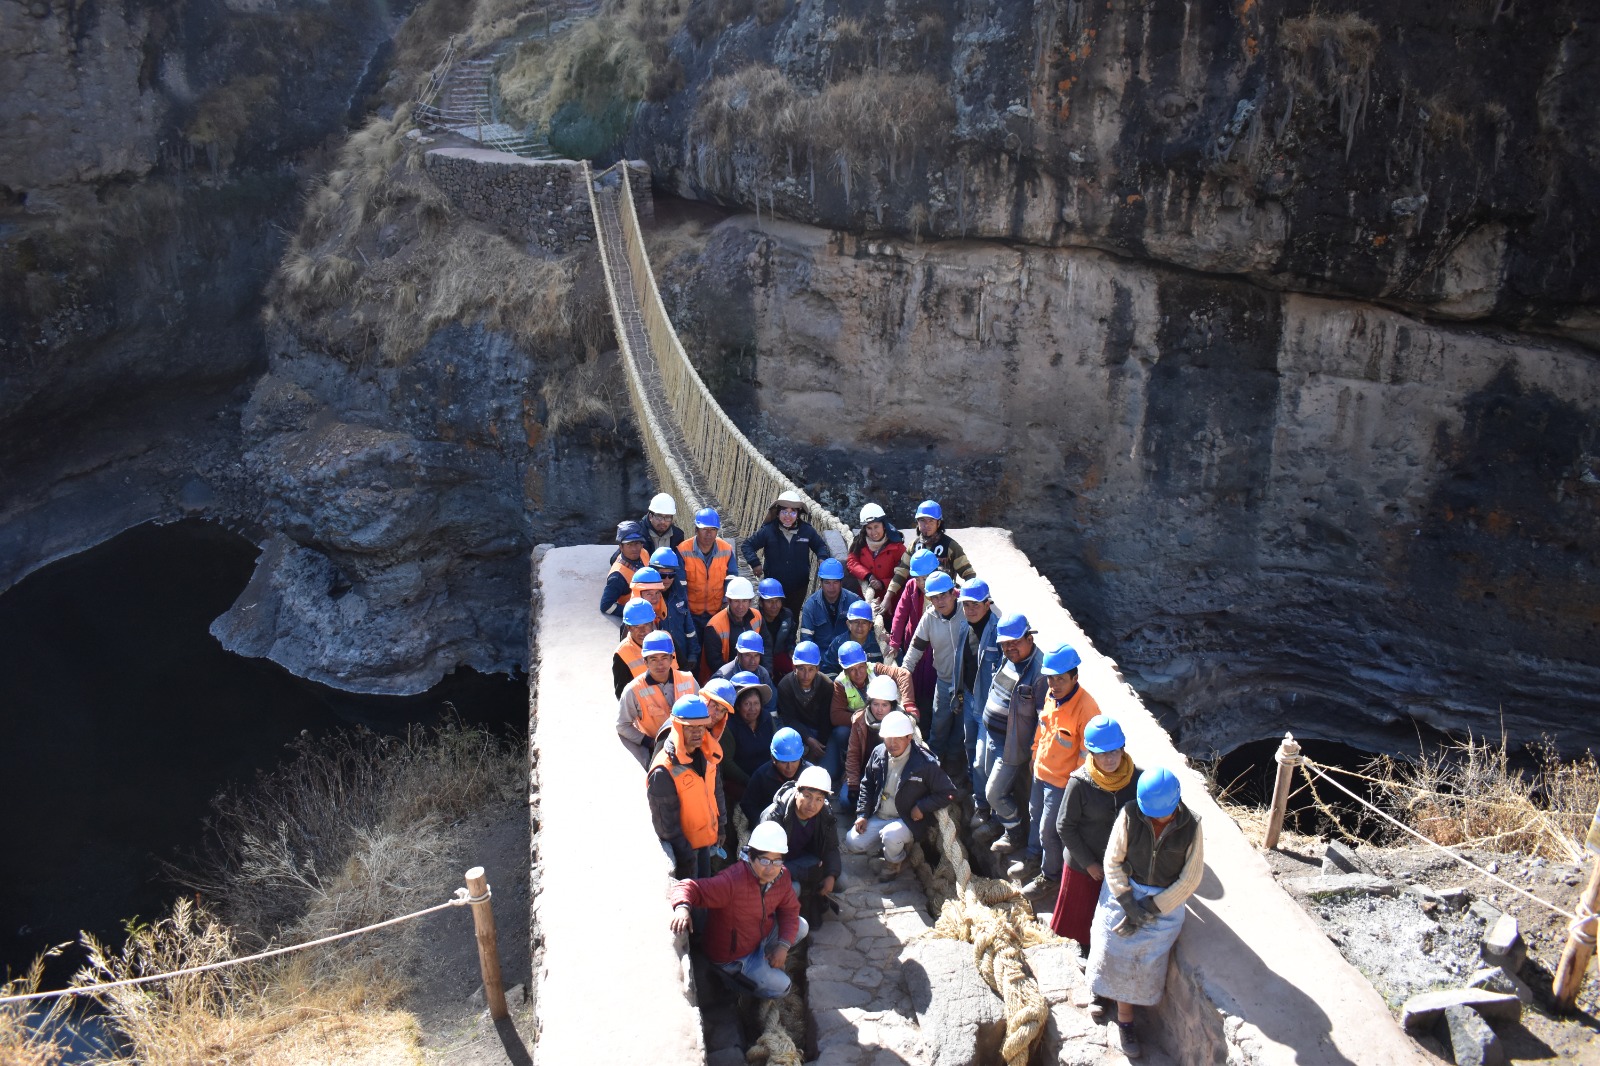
[425,148,653,254]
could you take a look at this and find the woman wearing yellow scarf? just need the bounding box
[1049,715,1139,962]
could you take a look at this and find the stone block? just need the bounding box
[1024,944,1084,1006]
[811,978,872,1010]
[1284,873,1396,899]
[812,1043,865,1066]
[1481,913,1526,974]
[1469,899,1504,926]
[810,920,855,948]
[1467,966,1535,1004]
[901,939,1006,1066]
[882,906,934,938]
[1321,840,1370,875]
[812,1005,866,1041]
[1440,1004,1507,1066]
[809,944,864,971]
[1400,989,1521,1033]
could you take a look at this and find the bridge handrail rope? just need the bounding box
[0,890,481,1007]
[589,162,1051,1064]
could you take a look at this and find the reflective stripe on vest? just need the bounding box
[614,638,648,679]
[840,678,867,714]
[677,537,734,616]
[709,610,762,664]
[651,748,721,849]
[630,671,699,740]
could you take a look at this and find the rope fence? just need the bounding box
[0,888,484,1008]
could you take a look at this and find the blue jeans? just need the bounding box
[715,917,811,998]
[930,679,963,764]
[1026,779,1065,875]
[975,729,1004,817]
[964,695,986,805]
[822,724,852,792]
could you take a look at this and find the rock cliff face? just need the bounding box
[631,0,1598,347]
[657,216,1600,755]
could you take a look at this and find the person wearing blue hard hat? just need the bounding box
[600,520,650,619]
[1051,715,1141,961]
[887,548,942,713]
[651,546,702,673]
[957,577,1004,826]
[899,568,973,776]
[776,640,836,766]
[677,510,735,663]
[741,726,814,823]
[648,693,727,879]
[756,576,799,679]
[1013,644,1102,898]
[799,556,863,661]
[617,630,700,763]
[821,598,882,675]
[830,644,919,813]
[712,626,778,714]
[880,499,975,622]
[1086,765,1202,1059]
[976,612,1045,858]
[613,597,666,697]
[741,489,834,614]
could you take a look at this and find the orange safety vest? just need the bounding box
[1032,683,1102,788]
[677,536,734,616]
[610,555,642,584]
[708,608,763,665]
[614,637,649,680]
[626,670,699,741]
[650,742,721,849]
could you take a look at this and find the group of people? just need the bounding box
[601,491,1203,1058]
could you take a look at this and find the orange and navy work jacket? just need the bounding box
[1032,682,1102,788]
[677,536,734,617]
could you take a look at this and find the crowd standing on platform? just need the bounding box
[603,492,1201,1058]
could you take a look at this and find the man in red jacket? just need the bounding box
[668,821,810,998]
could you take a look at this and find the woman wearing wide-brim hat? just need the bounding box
[741,489,834,615]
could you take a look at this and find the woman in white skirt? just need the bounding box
[1083,767,1203,1059]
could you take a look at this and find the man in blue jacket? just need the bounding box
[844,711,958,882]
[959,579,1003,823]
[978,613,1046,853]
[743,489,833,613]
[652,546,702,675]
[800,558,861,657]
[822,599,883,674]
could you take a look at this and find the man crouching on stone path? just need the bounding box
[669,820,810,998]
[843,710,958,882]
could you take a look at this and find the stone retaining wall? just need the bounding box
[424,148,653,254]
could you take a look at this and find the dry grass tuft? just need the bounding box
[0,953,70,1066]
[1364,735,1599,863]
[1279,12,1380,156]
[186,74,282,169]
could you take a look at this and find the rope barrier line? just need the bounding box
[1302,758,1596,827]
[1300,758,1577,921]
[0,892,478,1007]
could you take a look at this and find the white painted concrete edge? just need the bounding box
[532,545,704,1065]
[952,528,1432,1066]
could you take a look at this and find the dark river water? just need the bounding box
[0,519,526,986]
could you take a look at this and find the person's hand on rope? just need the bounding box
[766,942,789,970]
[1087,862,1104,880]
[670,905,691,935]
[1115,892,1147,930]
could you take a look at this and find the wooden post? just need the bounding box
[1552,854,1600,1009]
[1263,732,1302,852]
[465,866,509,1021]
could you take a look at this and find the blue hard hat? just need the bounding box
[735,630,766,655]
[846,600,873,622]
[758,577,786,600]
[694,508,721,529]
[908,549,939,578]
[771,728,805,762]
[925,571,955,596]
[622,598,656,626]
[793,640,822,667]
[1137,767,1182,818]
[915,500,943,521]
[1040,643,1082,676]
[671,694,710,721]
[630,566,663,586]
[616,520,646,544]
[1082,715,1125,754]
[958,578,990,603]
[650,547,679,571]
[702,678,738,709]
[836,641,867,669]
[642,630,676,656]
[818,558,846,581]
[995,612,1033,642]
